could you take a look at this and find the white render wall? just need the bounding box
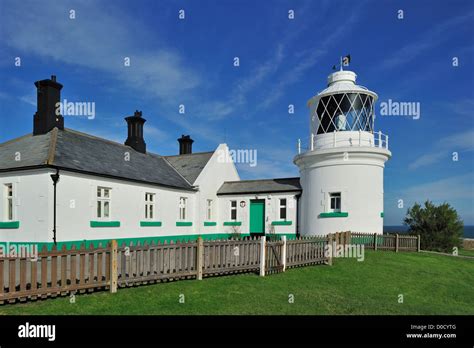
[193,144,240,234]
[0,169,52,243]
[217,192,299,236]
[296,146,390,236]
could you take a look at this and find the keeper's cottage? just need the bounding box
[0,70,390,247]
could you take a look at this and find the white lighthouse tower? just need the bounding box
[294,67,391,236]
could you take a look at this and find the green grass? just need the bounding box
[459,248,474,257]
[1,251,473,315]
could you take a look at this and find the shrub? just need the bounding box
[404,200,463,252]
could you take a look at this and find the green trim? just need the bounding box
[0,232,298,251]
[380,212,384,218]
[204,222,217,226]
[140,221,162,227]
[90,221,121,228]
[271,220,292,226]
[176,221,193,227]
[224,221,242,226]
[0,221,20,229]
[319,212,349,218]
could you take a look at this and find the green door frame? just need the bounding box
[249,199,265,236]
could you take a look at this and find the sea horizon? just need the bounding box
[384,225,474,238]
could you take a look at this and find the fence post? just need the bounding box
[281,236,287,272]
[197,236,203,280]
[259,237,266,277]
[110,240,118,293]
[417,235,421,252]
[327,234,332,266]
[395,234,399,253]
[333,233,338,258]
[374,233,377,251]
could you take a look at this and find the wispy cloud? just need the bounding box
[409,130,474,170]
[376,11,474,71]
[0,0,201,102]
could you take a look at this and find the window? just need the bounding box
[230,200,237,221]
[206,199,213,220]
[97,187,111,219]
[329,192,341,213]
[279,198,287,220]
[4,184,13,221]
[145,193,155,220]
[179,197,187,220]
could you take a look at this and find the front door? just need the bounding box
[249,199,265,236]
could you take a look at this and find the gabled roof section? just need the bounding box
[217,177,301,195]
[0,128,195,191]
[164,151,214,184]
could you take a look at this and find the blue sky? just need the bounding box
[0,0,473,225]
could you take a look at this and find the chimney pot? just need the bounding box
[124,110,147,153]
[33,75,64,135]
[178,135,194,155]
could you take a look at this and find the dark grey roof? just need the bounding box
[0,128,195,191]
[217,177,301,195]
[165,152,214,184]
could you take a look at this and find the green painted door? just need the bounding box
[250,200,265,235]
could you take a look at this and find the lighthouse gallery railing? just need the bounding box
[297,130,389,154]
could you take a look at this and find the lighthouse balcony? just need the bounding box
[297,130,389,154]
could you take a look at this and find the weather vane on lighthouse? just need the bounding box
[332,54,351,71]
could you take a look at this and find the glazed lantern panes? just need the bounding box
[315,93,375,134]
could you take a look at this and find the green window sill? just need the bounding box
[380,212,384,218]
[90,221,121,228]
[176,222,193,227]
[0,221,20,229]
[140,221,162,227]
[319,212,349,218]
[224,221,242,226]
[271,220,292,226]
[204,222,217,226]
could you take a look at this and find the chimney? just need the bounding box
[124,110,147,153]
[178,135,193,155]
[33,75,64,135]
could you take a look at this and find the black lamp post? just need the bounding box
[50,169,60,245]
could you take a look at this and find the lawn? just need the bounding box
[459,248,474,257]
[1,251,473,315]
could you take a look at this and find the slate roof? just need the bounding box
[217,177,301,195]
[0,128,196,191]
[164,152,214,184]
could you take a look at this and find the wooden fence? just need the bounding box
[0,243,111,304]
[0,231,419,304]
[349,232,419,252]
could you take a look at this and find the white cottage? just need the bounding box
[0,76,300,248]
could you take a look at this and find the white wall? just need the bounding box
[296,146,390,236]
[0,169,52,243]
[217,192,299,236]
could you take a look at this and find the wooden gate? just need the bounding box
[265,240,284,274]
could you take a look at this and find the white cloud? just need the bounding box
[409,130,474,170]
[0,0,200,101]
[377,11,474,71]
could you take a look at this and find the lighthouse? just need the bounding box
[294,67,391,236]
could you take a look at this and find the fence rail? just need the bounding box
[0,231,420,304]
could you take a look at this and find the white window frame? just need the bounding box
[145,192,155,220]
[206,199,213,221]
[230,200,237,221]
[4,183,13,221]
[279,198,287,220]
[179,197,187,221]
[329,192,341,213]
[96,187,111,220]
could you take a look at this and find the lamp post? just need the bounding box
[50,169,60,245]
